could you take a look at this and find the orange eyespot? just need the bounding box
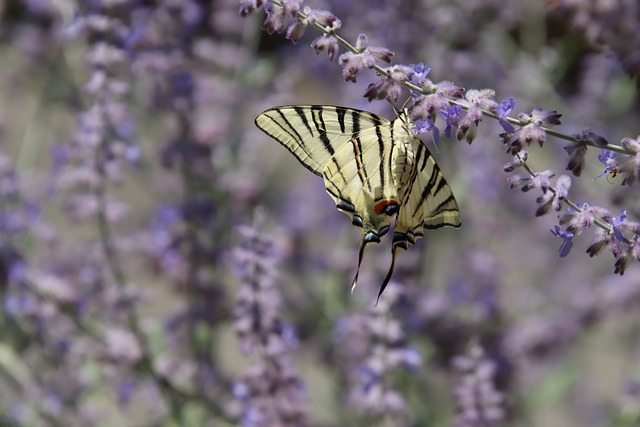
[374,199,399,215]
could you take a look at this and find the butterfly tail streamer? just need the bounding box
[375,244,401,305]
[351,239,368,293]
[353,229,385,293]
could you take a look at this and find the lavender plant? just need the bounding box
[231,218,307,426]
[0,0,639,426]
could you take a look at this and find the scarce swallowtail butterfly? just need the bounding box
[256,105,461,302]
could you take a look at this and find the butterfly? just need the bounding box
[256,105,461,302]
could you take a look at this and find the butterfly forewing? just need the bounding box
[255,105,461,302]
[322,125,398,233]
[255,106,388,176]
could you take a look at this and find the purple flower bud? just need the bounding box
[457,104,483,144]
[306,8,341,31]
[262,3,288,34]
[527,107,562,126]
[409,94,450,121]
[465,88,498,110]
[564,142,588,177]
[363,78,402,102]
[355,33,368,50]
[239,0,267,16]
[503,151,527,172]
[286,20,306,43]
[574,128,609,146]
[311,35,339,61]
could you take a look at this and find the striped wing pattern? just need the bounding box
[255,105,461,303]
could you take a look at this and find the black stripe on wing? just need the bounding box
[255,112,320,176]
[310,106,336,156]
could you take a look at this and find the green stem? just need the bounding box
[268,0,630,154]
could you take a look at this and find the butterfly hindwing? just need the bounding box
[394,135,461,246]
[372,117,461,302]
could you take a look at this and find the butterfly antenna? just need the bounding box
[401,95,411,111]
[375,245,400,306]
[391,103,401,118]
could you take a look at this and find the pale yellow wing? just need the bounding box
[375,136,461,302]
[321,125,400,294]
[395,139,461,243]
[256,105,401,294]
[256,105,461,304]
[255,105,390,176]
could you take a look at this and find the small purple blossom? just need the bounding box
[597,150,618,178]
[124,143,141,165]
[4,293,38,316]
[414,118,440,146]
[612,209,628,242]
[409,62,431,87]
[496,97,515,133]
[550,225,574,257]
[439,105,461,138]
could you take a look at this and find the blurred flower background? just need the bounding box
[1,0,640,426]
